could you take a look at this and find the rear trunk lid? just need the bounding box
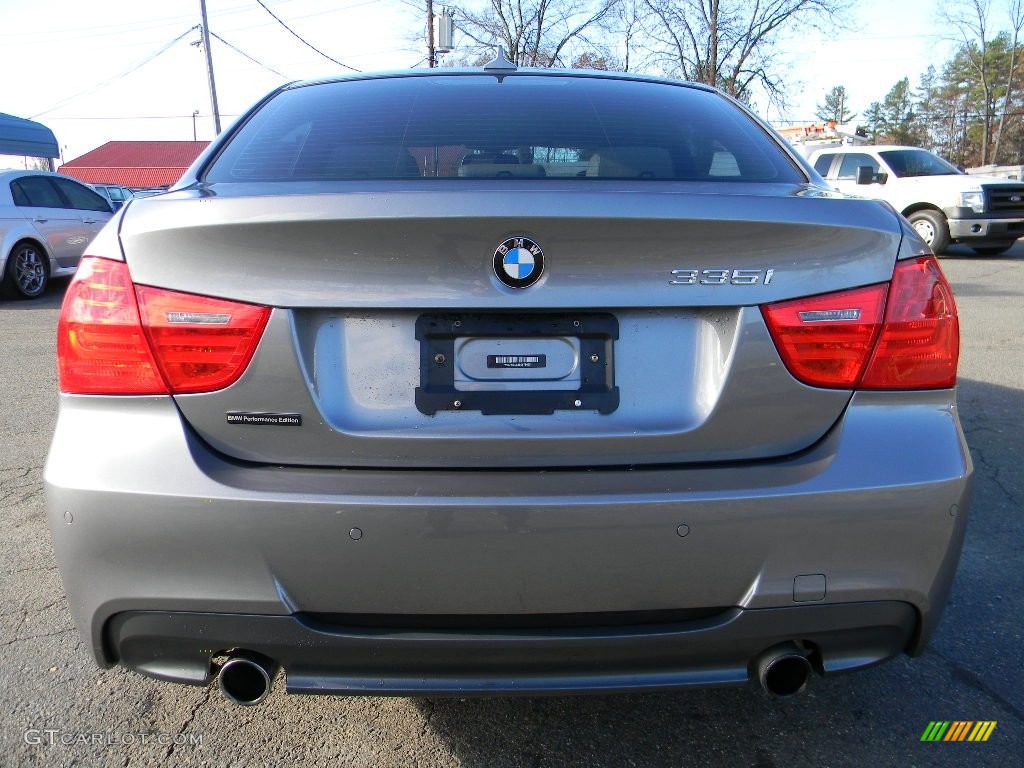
[117,182,902,469]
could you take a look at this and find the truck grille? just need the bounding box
[984,185,1024,216]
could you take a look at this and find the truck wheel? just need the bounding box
[907,210,951,254]
[971,242,1015,256]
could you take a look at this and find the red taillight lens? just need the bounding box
[761,283,888,388]
[58,258,168,394]
[135,285,270,394]
[762,255,959,390]
[58,257,270,395]
[860,256,959,389]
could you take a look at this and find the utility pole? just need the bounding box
[199,0,222,134]
[427,0,436,68]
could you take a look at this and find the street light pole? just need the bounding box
[192,110,199,141]
[199,0,222,134]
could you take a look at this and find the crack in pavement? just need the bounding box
[932,649,1024,723]
[3,609,29,642]
[0,485,45,509]
[961,422,1006,439]
[970,445,1020,505]
[0,467,35,480]
[1,626,75,647]
[0,467,45,509]
[0,599,62,620]
[962,413,1021,506]
[4,565,58,575]
[164,685,213,762]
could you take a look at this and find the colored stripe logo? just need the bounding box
[920,721,997,742]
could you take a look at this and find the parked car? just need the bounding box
[127,186,168,199]
[89,182,135,210]
[807,144,1024,255]
[0,170,113,298]
[46,63,971,706]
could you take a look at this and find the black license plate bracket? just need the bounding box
[415,313,619,415]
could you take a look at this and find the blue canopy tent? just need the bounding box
[0,113,59,169]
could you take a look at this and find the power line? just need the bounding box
[0,3,246,42]
[30,27,199,118]
[214,0,384,35]
[253,0,360,72]
[209,30,290,78]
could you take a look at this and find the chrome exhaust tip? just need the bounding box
[217,651,276,706]
[755,643,813,697]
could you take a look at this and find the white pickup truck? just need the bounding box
[805,144,1024,255]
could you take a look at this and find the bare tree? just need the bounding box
[943,0,996,164]
[457,0,620,67]
[993,0,1024,161]
[27,156,53,171]
[641,0,845,105]
[610,0,652,71]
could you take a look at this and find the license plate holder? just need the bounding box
[415,313,619,415]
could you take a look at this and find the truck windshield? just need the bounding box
[878,149,961,178]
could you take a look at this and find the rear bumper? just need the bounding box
[45,390,971,693]
[110,602,916,695]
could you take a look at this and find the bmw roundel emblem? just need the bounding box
[493,237,544,289]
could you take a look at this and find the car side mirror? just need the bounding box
[856,166,875,185]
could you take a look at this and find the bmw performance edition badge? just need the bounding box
[494,237,544,289]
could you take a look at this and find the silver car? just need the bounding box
[0,170,113,298]
[46,64,971,706]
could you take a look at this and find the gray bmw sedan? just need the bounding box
[46,61,971,706]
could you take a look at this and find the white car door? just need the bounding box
[9,175,85,269]
[50,177,113,250]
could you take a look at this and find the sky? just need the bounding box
[768,0,959,125]
[0,0,965,167]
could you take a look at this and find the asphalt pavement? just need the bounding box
[0,246,1021,767]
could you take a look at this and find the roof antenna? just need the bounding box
[484,47,517,72]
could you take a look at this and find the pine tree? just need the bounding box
[815,85,856,123]
[866,78,925,146]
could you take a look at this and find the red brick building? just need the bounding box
[59,141,209,188]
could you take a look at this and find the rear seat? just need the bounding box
[458,154,546,178]
[586,147,674,178]
[298,144,421,178]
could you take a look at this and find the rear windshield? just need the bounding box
[205,75,803,183]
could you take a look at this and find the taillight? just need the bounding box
[58,257,270,395]
[761,283,887,388]
[58,258,167,394]
[860,256,959,389]
[135,285,270,394]
[761,255,958,390]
